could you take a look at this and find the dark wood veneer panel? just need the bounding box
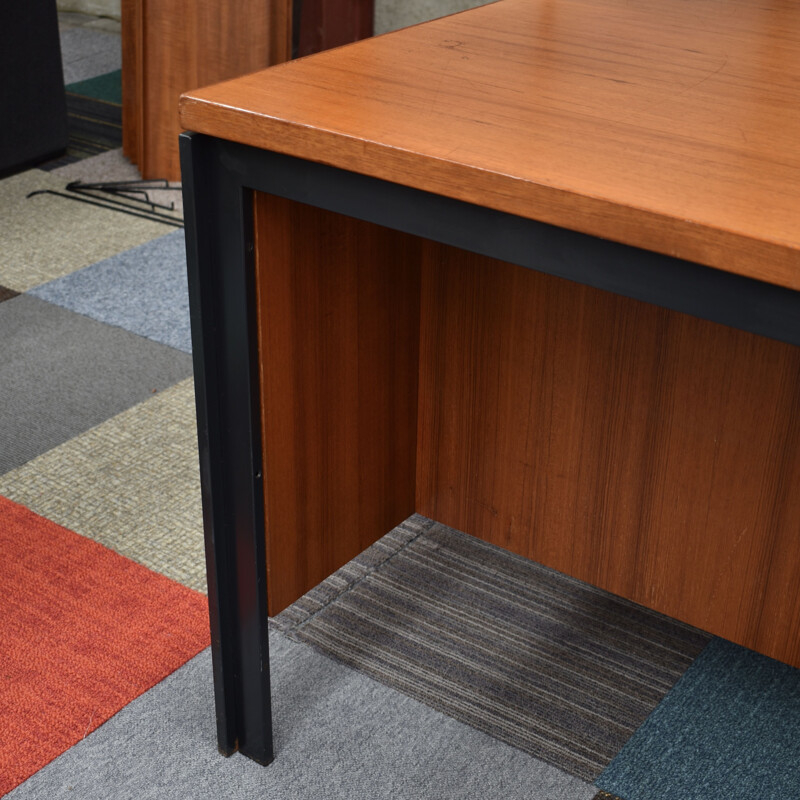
[253,193,421,614]
[416,242,800,667]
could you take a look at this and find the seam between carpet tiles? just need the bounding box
[273,515,436,635]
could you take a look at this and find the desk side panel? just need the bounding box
[253,193,421,614]
[416,243,800,668]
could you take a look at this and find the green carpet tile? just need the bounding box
[65,69,122,105]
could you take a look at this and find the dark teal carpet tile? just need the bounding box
[65,69,122,105]
[0,294,192,474]
[0,285,19,303]
[595,637,800,800]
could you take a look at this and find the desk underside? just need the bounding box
[254,191,800,669]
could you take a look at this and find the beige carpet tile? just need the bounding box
[0,168,174,291]
[0,169,62,203]
[0,379,206,593]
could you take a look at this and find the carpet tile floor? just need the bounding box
[30,229,192,352]
[2,13,799,800]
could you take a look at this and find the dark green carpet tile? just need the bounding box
[0,285,19,303]
[278,516,712,781]
[65,69,122,105]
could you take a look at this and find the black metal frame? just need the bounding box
[180,130,800,764]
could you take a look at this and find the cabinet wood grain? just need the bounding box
[123,0,291,180]
[416,242,800,667]
[253,192,421,614]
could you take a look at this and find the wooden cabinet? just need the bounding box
[122,0,373,181]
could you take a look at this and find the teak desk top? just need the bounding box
[180,0,800,289]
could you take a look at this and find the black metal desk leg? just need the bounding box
[180,132,273,765]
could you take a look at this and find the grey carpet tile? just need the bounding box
[0,169,173,291]
[282,517,712,782]
[0,294,192,473]
[59,26,121,84]
[52,149,184,215]
[8,634,596,800]
[51,148,139,183]
[31,230,191,352]
[0,379,205,593]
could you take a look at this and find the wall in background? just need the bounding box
[55,0,490,33]
[57,0,120,20]
[375,0,491,34]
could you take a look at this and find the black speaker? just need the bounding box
[0,0,68,176]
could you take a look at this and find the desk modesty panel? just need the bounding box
[179,0,800,764]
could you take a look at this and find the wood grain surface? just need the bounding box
[253,192,421,614]
[416,240,800,667]
[180,0,800,288]
[252,190,800,664]
[296,0,374,57]
[123,0,291,180]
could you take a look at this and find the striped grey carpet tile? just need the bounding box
[284,519,711,782]
[272,514,435,632]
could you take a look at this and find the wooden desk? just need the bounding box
[179,0,800,764]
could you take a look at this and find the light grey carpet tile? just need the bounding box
[52,149,184,215]
[59,26,121,84]
[0,168,171,291]
[0,294,192,473]
[31,230,191,353]
[51,148,140,183]
[374,0,494,34]
[0,379,206,593]
[284,519,712,782]
[8,634,596,800]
